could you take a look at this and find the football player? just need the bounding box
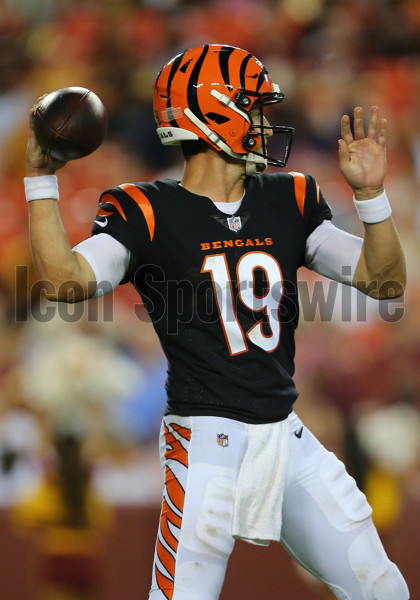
[25,44,409,599]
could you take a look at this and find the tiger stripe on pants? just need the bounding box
[152,421,191,599]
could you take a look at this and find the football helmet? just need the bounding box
[153,44,294,174]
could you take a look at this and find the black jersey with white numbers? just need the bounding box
[92,172,332,424]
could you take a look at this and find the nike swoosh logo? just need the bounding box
[294,426,303,439]
[94,218,108,228]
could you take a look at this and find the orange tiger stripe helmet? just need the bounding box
[153,44,294,174]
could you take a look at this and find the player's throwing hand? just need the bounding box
[26,100,67,177]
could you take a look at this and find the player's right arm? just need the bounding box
[27,104,98,302]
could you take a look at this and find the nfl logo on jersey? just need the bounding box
[217,433,229,447]
[227,216,242,232]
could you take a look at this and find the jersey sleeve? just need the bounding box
[92,183,155,264]
[305,220,363,284]
[73,233,130,296]
[288,172,332,237]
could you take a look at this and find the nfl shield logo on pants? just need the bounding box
[217,433,229,447]
[227,216,242,232]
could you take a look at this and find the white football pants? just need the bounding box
[149,412,409,600]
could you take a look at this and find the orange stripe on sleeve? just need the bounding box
[289,172,306,217]
[99,193,127,221]
[97,207,113,217]
[119,183,156,241]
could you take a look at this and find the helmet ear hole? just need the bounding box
[205,112,230,125]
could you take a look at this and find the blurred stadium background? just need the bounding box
[0,0,420,599]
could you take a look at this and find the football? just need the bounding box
[33,87,108,161]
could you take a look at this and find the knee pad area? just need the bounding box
[371,563,410,600]
[349,527,409,600]
[195,476,235,556]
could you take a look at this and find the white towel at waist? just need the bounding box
[231,416,290,546]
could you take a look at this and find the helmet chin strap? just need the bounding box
[183,108,267,175]
[245,152,267,175]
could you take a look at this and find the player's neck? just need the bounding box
[181,149,246,203]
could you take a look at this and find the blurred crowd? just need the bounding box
[0,0,420,596]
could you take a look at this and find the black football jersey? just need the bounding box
[92,172,332,424]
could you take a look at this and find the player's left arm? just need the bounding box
[338,106,406,299]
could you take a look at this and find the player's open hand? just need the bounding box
[26,99,67,177]
[338,106,387,201]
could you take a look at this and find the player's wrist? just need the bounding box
[353,189,391,223]
[24,174,59,202]
[352,186,384,201]
[26,166,57,177]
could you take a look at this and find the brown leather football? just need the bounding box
[33,87,107,161]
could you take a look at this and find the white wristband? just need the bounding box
[24,175,59,202]
[353,190,392,224]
